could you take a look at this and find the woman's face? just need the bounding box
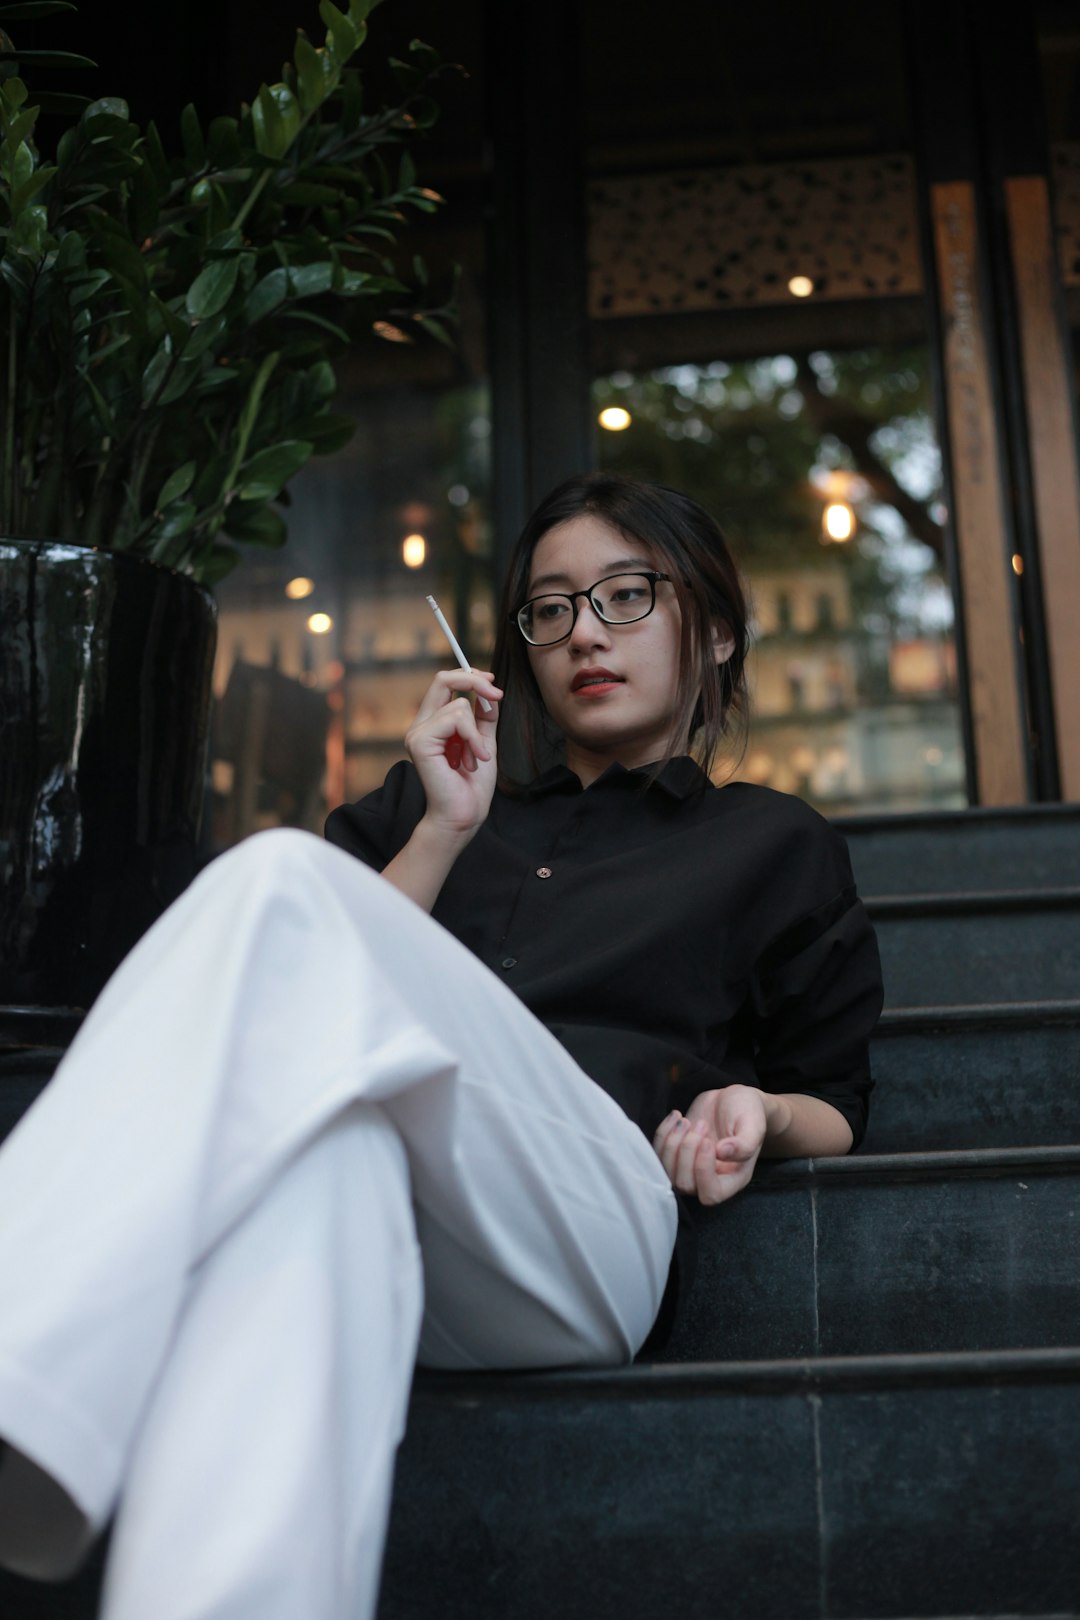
[523,514,687,786]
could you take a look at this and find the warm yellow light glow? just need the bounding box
[790,746,817,776]
[1011,553,1024,575]
[923,745,945,766]
[307,612,333,635]
[285,576,315,600]
[402,533,427,569]
[788,275,814,298]
[824,501,855,541]
[598,406,632,431]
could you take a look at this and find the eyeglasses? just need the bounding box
[512,571,672,646]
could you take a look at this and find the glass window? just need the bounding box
[584,0,966,812]
[205,5,490,850]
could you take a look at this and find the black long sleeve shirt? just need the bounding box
[324,755,884,1350]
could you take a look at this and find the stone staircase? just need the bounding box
[0,806,1078,1618]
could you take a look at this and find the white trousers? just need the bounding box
[0,829,678,1620]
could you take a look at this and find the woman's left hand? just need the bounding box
[652,1086,768,1205]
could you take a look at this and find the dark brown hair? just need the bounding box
[491,471,750,788]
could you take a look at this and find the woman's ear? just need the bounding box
[710,621,736,666]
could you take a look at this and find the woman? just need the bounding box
[0,472,881,1620]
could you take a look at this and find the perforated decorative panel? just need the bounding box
[588,154,922,318]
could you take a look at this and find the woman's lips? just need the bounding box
[571,670,624,697]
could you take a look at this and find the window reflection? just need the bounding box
[593,350,965,812]
[208,381,493,847]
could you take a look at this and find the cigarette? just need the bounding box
[425,595,494,713]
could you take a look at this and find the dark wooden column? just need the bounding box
[907,0,1032,805]
[484,1,594,579]
[976,5,1080,803]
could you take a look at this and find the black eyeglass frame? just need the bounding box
[511,570,673,646]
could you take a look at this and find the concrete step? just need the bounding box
[837,802,1080,896]
[868,890,1080,1006]
[4,1354,1079,1620]
[866,999,1080,1152]
[377,1348,1080,1620]
[662,1145,1080,1363]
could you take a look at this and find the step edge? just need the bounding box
[751,1143,1080,1188]
[410,1344,1080,1402]
[875,999,1080,1031]
[832,802,1080,831]
[866,888,1080,915]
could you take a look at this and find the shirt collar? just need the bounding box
[518,756,711,802]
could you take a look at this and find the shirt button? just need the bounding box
[536,867,553,879]
[501,957,517,970]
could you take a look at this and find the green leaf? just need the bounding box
[319,0,359,59]
[30,90,92,115]
[243,267,289,324]
[224,500,287,546]
[0,75,27,107]
[180,103,205,168]
[0,48,97,69]
[412,313,455,348]
[84,96,128,122]
[205,115,242,169]
[155,501,197,541]
[186,255,241,319]
[141,337,174,403]
[266,82,301,147]
[0,3,79,18]
[142,120,169,185]
[290,411,355,453]
[294,33,333,114]
[251,82,286,160]
[278,180,339,206]
[283,307,349,343]
[199,543,240,585]
[156,461,198,509]
[237,439,313,500]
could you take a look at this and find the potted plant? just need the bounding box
[0,0,458,1013]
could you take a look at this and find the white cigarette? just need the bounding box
[425,595,494,713]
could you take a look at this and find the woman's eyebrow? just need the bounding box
[527,556,655,592]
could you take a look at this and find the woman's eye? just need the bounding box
[536,600,569,620]
[611,586,646,603]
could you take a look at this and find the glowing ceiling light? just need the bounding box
[285,576,315,600]
[402,534,427,569]
[788,276,814,298]
[307,612,333,635]
[823,501,855,542]
[598,406,632,431]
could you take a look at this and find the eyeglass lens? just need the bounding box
[517,574,657,645]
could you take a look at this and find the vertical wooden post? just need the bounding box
[1004,175,1080,802]
[929,182,1029,804]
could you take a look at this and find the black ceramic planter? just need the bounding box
[0,540,217,1009]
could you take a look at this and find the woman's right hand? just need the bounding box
[404,668,503,842]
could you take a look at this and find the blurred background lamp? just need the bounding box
[824,501,855,541]
[598,406,632,431]
[402,533,427,568]
[307,612,333,635]
[285,576,315,600]
[788,275,814,298]
[1012,553,1024,575]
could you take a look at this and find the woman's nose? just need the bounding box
[568,596,611,649]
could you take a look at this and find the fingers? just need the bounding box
[652,1112,760,1207]
[408,693,497,773]
[415,668,503,725]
